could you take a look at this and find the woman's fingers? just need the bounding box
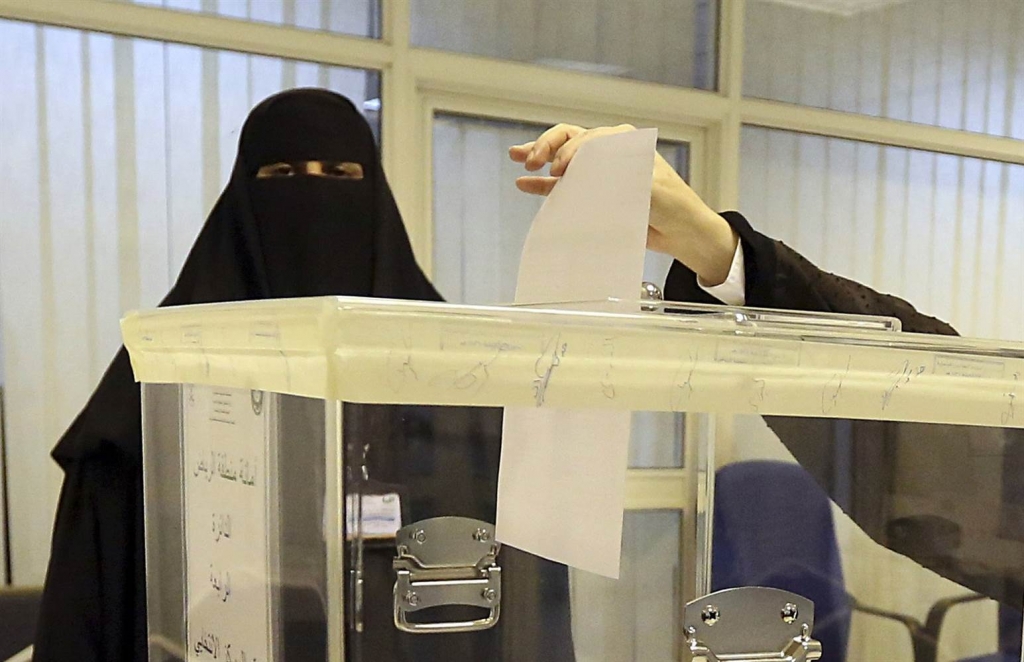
[508,141,536,163]
[512,122,734,282]
[512,123,638,194]
[515,175,559,196]
[522,124,585,171]
[549,124,634,177]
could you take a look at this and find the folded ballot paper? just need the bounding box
[496,129,658,578]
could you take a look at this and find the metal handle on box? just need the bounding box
[392,517,502,634]
[684,587,822,662]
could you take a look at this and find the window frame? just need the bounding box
[3,0,1019,262]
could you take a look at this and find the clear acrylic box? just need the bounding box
[126,296,1024,661]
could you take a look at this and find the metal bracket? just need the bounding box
[684,587,822,662]
[393,517,501,634]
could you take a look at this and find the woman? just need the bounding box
[35,90,573,661]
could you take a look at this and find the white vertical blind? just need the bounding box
[740,126,1024,341]
[0,334,7,582]
[745,0,1024,139]
[431,116,544,305]
[111,0,378,37]
[410,0,717,89]
[0,18,377,584]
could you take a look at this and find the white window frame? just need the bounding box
[3,0,1019,253]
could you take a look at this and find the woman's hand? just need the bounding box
[509,123,739,286]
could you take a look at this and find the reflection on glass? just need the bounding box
[110,0,381,38]
[571,510,682,661]
[630,412,683,468]
[744,0,1024,139]
[412,0,718,89]
[716,414,1024,660]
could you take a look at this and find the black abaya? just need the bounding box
[34,89,573,662]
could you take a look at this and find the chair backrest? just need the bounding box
[712,460,850,658]
[999,606,1022,658]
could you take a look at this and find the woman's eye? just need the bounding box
[256,162,295,179]
[258,161,363,179]
[325,162,364,180]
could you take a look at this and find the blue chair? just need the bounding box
[999,607,1022,657]
[712,461,851,657]
[712,461,1020,662]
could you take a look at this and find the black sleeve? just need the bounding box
[662,212,1024,611]
[664,211,958,336]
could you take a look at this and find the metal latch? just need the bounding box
[684,587,822,662]
[393,517,501,634]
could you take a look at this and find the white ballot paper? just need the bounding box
[496,129,658,578]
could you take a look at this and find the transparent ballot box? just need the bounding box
[124,296,1024,662]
